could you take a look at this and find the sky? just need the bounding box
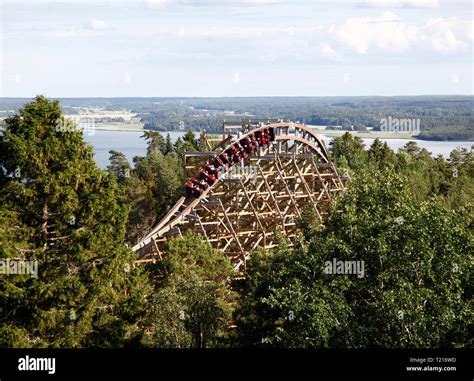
[0,0,472,97]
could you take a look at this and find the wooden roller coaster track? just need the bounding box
[132,121,347,273]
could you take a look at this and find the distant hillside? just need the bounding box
[0,96,472,141]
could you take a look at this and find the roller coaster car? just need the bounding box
[199,168,217,185]
[257,128,271,147]
[204,163,217,175]
[207,173,217,184]
[191,177,208,190]
[199,179,209,189]
[228,146,242,163]
[241,137,254,154]
[249,134,259,150]
[185,180,202,197]
[254,131,265,147]
[213,156,227,172]
[220,152,234,167]
[268,127,275,141]
[235,141,249,158]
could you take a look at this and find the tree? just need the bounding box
[443,148,474,224]
[142,131,166,156]
[134,150,183,221]
[153,153,183,214]
[368,139,395,169]
[329,132,367,172]
[164,133,174,155]
[183,130,198,150]
[0,96,149,347]
[234,169,472,348]
[141,234,236,348]
[124,130,186,244]
[107,150,132,184]
[174,131,198,155]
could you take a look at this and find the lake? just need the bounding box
[84,130,473,168]
[84,131,187,168]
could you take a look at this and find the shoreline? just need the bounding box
[1,123,472,143]
[89,127,473,143]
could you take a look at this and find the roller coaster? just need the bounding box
[132,120,347,273]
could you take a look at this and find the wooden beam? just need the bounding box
[274,155,301,218]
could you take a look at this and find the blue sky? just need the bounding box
[1,0,472,97]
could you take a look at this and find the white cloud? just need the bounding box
[363,0,438,8]
[318,43,338,60]
[174,26,271,38]
[170,25,324,40]
[144,0,279,7]
[332,13,471,54]
[242,0,280,3]
[333,12,419,53]
[86,19,108,31]
[424,18,468,53]
[144,0,168,7]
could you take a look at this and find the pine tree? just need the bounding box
[0,96,150,347]
[368,139,395,169]
[183,130,198,150]
[164,133,174,155]
[329,132,367,172]
[142,131,166,156]
[107,150,132,184]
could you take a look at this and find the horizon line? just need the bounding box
[1,94,473,99]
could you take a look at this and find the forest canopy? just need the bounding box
[1,96,472,141]
[0,97,472,348]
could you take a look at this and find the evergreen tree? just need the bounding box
[107,150,132,184]
[368,138,395,169]
[174,137,185,154]
[183,130,198,150]
[0,96,149,347]
[141,234,236,348]
[329,132,367,172]
[142,131,166,156]
[164,133,174,155]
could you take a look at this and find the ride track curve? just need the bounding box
[132,121,347,273]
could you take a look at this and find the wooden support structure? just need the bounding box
[132,121,347,274]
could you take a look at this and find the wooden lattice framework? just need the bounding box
[133,121,347,272]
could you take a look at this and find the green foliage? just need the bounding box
[142,131,166,156]
[367,138,395,170]
[121,132,185,243]
[1,96,472,349]
[164,133,174,155]
[0,96,149,347]
[2,96,472,140]
[107,150,132,185]
[330,132,368,172]
[141,234,236,348]
[134,151,183,220]
[234,169,472,348]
